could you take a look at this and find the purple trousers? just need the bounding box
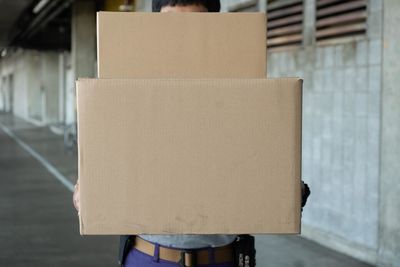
[125,245,235,267]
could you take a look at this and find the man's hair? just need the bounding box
[152,0,221,12]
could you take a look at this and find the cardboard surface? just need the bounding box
[97,12,267,78]
[77,78,302,235]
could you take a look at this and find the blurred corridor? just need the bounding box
[0,113,118,266]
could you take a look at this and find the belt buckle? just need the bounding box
[179,250,197,267]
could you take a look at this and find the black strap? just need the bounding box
[234,235,256,267]
[118,235,134,267]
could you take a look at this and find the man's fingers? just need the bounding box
[73,182,80,213]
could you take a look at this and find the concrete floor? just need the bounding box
[0,113,375,267]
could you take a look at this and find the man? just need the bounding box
[73,1,310,266]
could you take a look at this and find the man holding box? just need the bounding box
[73,0,310,266]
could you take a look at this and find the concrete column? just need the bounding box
[71,0,96,80]
[378,0,400,266]
[135,0,152,12]
[0,61,3,111]
[303,0,316,47]
[219,0,229,12]
[27,51,42,121]
[40,52,59,124]
[70,0,96,125]
[3,76,10,112]
[0,77,4,111]
[258,0,266,12]
[58,53,66,123]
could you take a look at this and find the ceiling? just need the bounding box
[0,0,35,50]
[0,0,74,52]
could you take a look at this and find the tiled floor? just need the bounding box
[0,113,375,267]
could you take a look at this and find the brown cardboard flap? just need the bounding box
[97,12,267,78]
[77,78,302,235]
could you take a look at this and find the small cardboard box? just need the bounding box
[77,78,302,234]
[97,12,267,78]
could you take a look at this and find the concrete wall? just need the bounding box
[0,0,95,127]
[158,0,386,262]
[379,0,400,266]
[265,0,383,264]
[0,50,61,124]
[26,52,41,121]
[135,0,152,11]
[0,80,2,111]
[1,50,34,120]
[71,0,96,80]
[40,52,60,123]
[262,0,400,266]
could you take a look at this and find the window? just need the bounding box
[267,0,304,51]
[316,0,367,43]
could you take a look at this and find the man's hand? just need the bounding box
[301,180,310,210]
[73,181,80,215]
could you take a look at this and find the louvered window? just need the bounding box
[267,0,304,51]
[316,0,367,43]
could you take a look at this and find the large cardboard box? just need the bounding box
[97,12,267,78]
[77,78,302,234]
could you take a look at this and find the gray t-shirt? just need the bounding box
[139,234,237,249]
